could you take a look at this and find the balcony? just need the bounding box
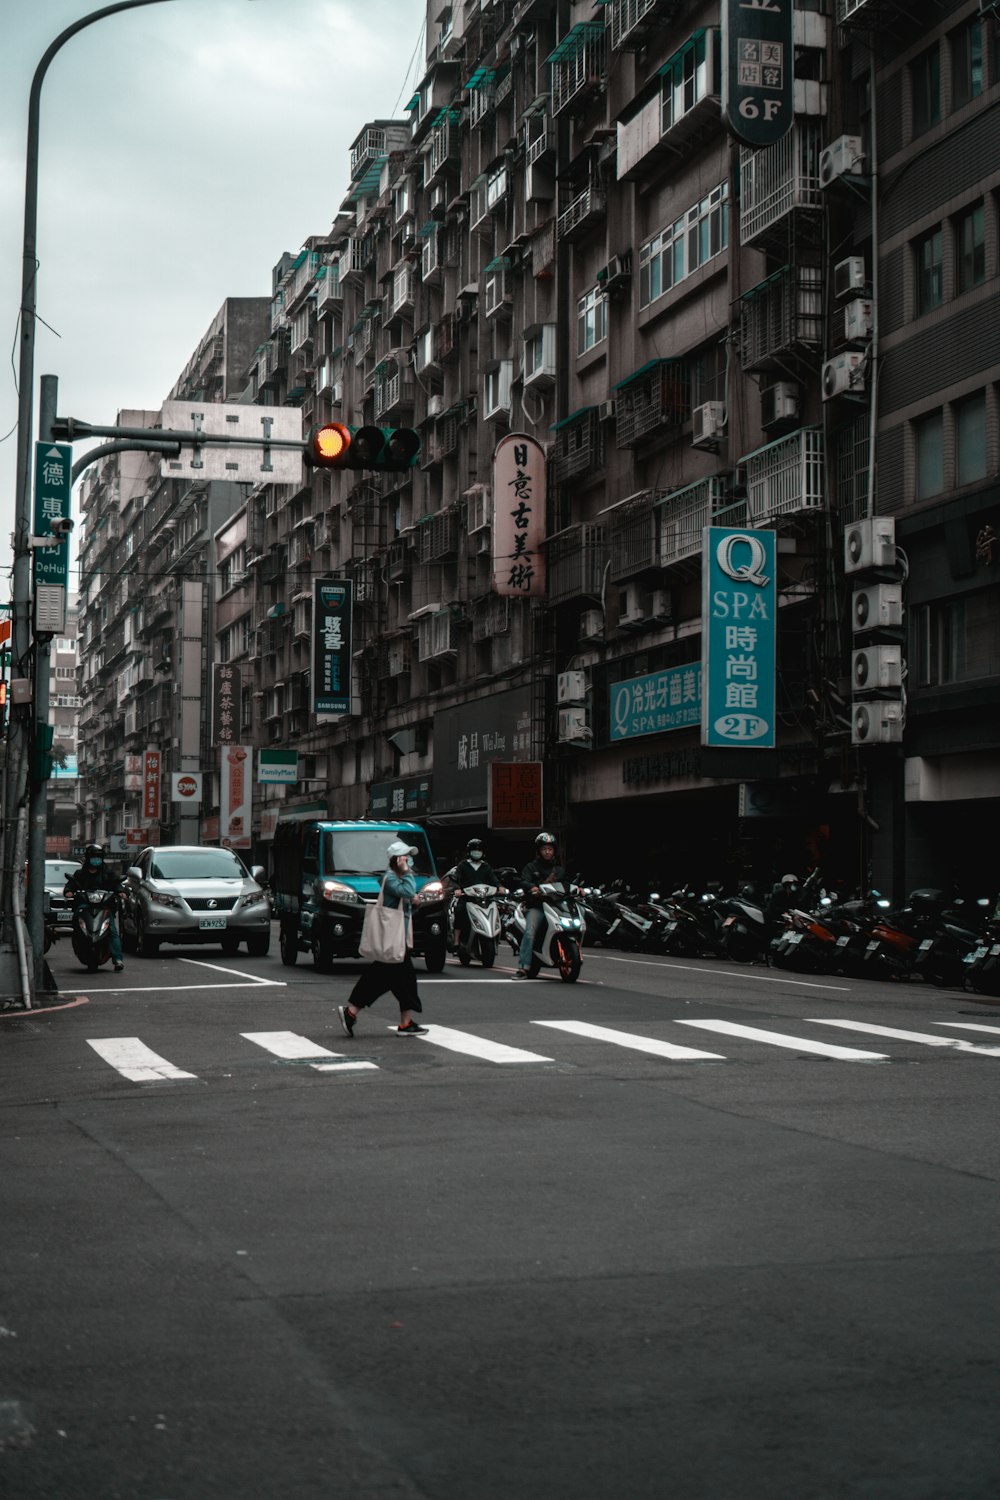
[417,508,459,563]
[618,29,720,181]
[547,524,608,604]
[548,22,607,117]
[315,263,342,312]
[423,116,461,185]
[614,360,691,448]
[607,0,680,51]
[738,264,823,372]
[740,121,823,252]
[607,490,665,581]
[388,265,417,322]
[551,408,604,482]
[471,594,511,644]
[656,476,733,571]
[742,427,824,525]
[556,183,607,242]
[375,365,415,421]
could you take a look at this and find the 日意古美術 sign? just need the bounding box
[701,526,776,749]
[609,665,702,743]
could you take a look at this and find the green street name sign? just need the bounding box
[33,442,72,589]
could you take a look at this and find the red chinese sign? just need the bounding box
[143,749,161,823]
[492,433,545,599]
[488,761,543,830]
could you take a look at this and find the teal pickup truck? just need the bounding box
[270,818,448,972]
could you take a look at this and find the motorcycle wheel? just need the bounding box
[555,936,581,983]
[477,937,495,969]
[723,929,756,963]
[457,943,472,966]
[279,920,298,967]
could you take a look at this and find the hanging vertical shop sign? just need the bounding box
[143,749,162,823]
[721,0,794,148]
[212,663,242,747]
[701,527,776,748]
[220,744,252,849]
[313,578,353,715]
[492,433,546,599]
[124,753,143,792]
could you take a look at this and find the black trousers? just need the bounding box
[348,952,422,1013]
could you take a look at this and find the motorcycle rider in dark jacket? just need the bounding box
[449,838,503,950]
[515,832,567,977]
[65,843,126,971]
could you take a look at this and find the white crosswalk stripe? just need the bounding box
[87,1037,198,1083]
[673,1019,888,1061]
[242,1031,378,1072]
[391,1024,554,1064]
[533,1019,724,1061]
[809,1019,1000,1057]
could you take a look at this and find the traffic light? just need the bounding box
[304,423,420,473]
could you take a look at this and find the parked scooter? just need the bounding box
[720,871,821,963]
[448,881,502,968]
[69,887,119,972]
[506,881,585,982]
[912,896,990,989]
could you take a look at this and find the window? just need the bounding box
[955,392,987,487]
[952,18,984,111]
[915,227,943,315]
[911,44,940,135]
[955,201,986,293]
[577,286,607,354]
[912,590,1000,685]
[639,182,728,309]
[660,30,715,135]
[915,411,944,500]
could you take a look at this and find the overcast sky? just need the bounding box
[0,0,427,566]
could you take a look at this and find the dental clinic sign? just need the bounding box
[701,527,776,749]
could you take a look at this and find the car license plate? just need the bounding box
[966,947,988,964]
[918,939,933,951]
[785,933,802,946]
[199,916,227,930]
[57,911,73,924]
[991,945,1000,957]
[865,941,879,956]
[836,935,850,948]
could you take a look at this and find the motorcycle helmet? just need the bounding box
[466,838,484,862]
[84,842,104,869]
[780,873,798,886]
[535,832,556,849]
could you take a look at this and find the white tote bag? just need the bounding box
[358,879,408,964]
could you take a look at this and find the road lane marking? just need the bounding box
[387,1024,553,1063]
[75,983,282,995]
[674,1019,887,1060]
[87,1037,198,1082]
[180,958,286,986]
[533,1019,724,1061]
[241,1031,377,1072]
[935,1022,1000,1036]
[810,1019,1000,1057]
[604,955,850,991]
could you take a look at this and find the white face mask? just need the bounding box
[468,853,482,864]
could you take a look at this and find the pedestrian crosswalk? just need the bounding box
[81,1016,1000,1085]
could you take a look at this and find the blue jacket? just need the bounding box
[382,870,416,913]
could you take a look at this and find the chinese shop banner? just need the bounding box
[220,744,252,849]
[721,0,794,148]
[492,433,546,599]
[212,663,242,747]
[143,749,161,823]
[701,527,776,749]
[313,578,353,716]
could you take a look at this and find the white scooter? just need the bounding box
[507,881,586,983]
[449,882,502,968]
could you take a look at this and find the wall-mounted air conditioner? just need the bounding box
[822,351,866,400]
[426,393,445,419]
[692,401,726,449]
[647,588,671,620]
[853,583,903,634]
[619,583,646,628]
[598,399,616,423]
[557,670,587,704]
[819,134,865,187]
[844,515,896,574]
[580,608,603,641]
[834,256,867,299]
[596,253,632,295]
[761,382,799,430]
[852,645,904,693]
[331,382,343,405]
[844,298,873,342]
[558,707,591,744]
[852,700,904,745]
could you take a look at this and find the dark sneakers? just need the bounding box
[396,1021,428,1035]
[338,1005,357,1038]
[512,969,529,980]
[113,961,124,973]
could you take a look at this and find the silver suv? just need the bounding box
[122,845,271,958]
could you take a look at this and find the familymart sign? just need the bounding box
[257,749,298,784]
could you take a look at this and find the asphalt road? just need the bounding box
[1,933,998,1499]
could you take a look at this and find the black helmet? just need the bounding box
[84,842,104,860]
[466,838,484,854]
[535,831,556,848]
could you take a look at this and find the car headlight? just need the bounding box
[320,880,362,902]
[149,889,182,909]
[241,890,268,909]
[413,880,444,906]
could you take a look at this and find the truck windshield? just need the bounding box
[325,830,433,877]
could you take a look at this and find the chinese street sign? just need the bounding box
[212,663,242,747]
[124,752,143,792]
[492,433,546,599]
[488,761,543,830]
[257,748,298,784]
[701,527,776,749]
[33,442,72,589]
[220,744,252,848]
[313,578,353,715]
[721,0,794,149]
[143,749,162,823]
[609,665,702,743]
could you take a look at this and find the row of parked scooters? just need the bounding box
[563,870,1000,995]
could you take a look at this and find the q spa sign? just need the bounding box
[701,527,776,749]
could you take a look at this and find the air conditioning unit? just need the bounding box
[430,182,447,213]
[692,401,726,449]
[822,351,866,401]
[427,393,445,418]
[596,253,631,295]
[852,700,904,746]
[761,382,799,430]
[853,583,903,634]
[619,583,646,628]
[331,382,344,405]
[844,516,896,574]
[819,134,864,188]
[647,588,671,620]
[834,256,867,299]
[844,298,873,342]
[558,707,591,744]
[557,670,587,704]
[580,608,603,641]
[597,399,616,423]
[852,645,904,693]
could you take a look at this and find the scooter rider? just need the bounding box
[514,832,567,979]
[450,838,503,951]
[65,843,126,972]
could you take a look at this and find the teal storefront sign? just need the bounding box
[701,526,776,749]
[609,664,702,742]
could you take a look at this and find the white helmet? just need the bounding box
[386,839,418,859]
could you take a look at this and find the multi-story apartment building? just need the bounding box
[71,0,1000,901]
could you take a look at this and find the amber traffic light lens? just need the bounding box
[313,423,350,463]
